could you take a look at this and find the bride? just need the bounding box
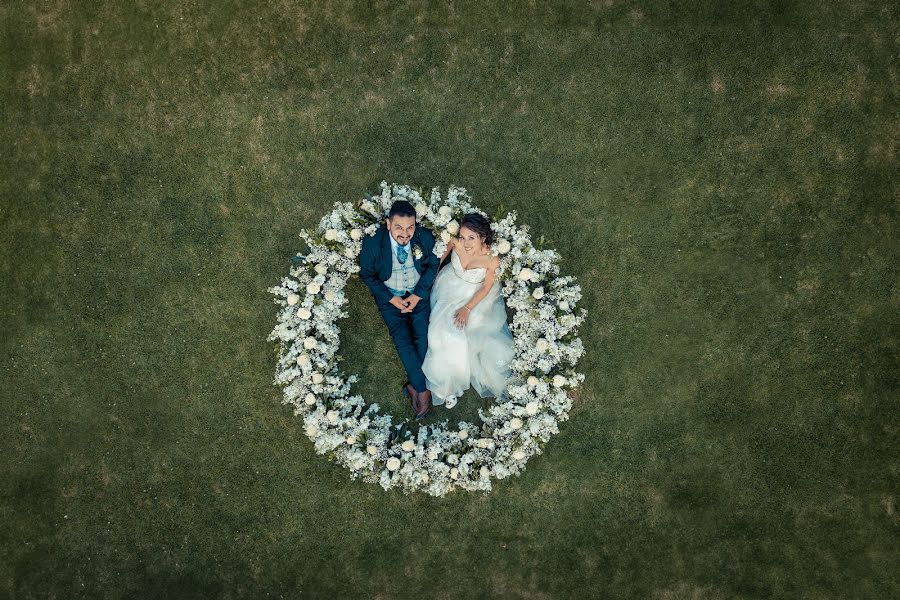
[421,213,515,409]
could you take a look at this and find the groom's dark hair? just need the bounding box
[388,200,416,220]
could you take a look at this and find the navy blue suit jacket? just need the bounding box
[359,224,440,306]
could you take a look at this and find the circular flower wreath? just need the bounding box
[268,182,586,496]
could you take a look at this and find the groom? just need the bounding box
[359,200,440,419]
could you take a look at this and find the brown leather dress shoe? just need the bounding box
[403,382,418,415]
[415,389,432,420]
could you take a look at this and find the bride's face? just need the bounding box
[457,226,484,255]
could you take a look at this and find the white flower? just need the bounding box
[428,447,439,460]
[480,466,490,479]
[296,307,312,320]
[526,401,540,415]
[324,229,338,241]
[296,353,310,366]
[350,228,363,241]
[303,337,317,350]
[304,423,318,437]
[386,457,401,471]
[361,200,375,213]
[536,339,549,353]
[518,268,534,281]
[344,247,355,258]
[415,203,428,216]
[413,246,423,260]
[457,429,469,440]
[306,281,321,295]
[553,375,567,388]
[527,376,539,387]
[326,410,339,423]
[401,440,416,452]
[529,270,541,283]
[287,293,300,306]
[438,206,452,218]
[345,435,357,445]
[477,438,491,449]
[559,300,570,311]
[311,372,324,384]
[513,449,526,460]
[532,287,545,300]
[440,230,452,242]
[304,393,316,405]
[510,418,523,430]
[497,239,511,254]
[450,468,459,480]
[446,220,459,235]
[324,290,336,302]
[314,263,328,275]
[367,445,378,455]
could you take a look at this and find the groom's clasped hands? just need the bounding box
[390,294,422,313]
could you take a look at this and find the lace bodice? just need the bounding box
[450,250,487,284]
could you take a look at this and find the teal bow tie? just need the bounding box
[396,245,409,264]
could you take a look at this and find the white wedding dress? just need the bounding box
[422,250,514,407]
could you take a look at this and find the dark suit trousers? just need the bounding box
[378,292,431,393]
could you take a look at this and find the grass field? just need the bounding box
[2,1,898,598]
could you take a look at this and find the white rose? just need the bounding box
[296,307,312,320]
[344,247,355,258]
[386,457,401,471]
[350,228,363,241]
[477,438,491,449]
[324,229,338,241]
[421,473,429,483]
[525,401,540,416]
[286,293,300,306]
[480,466,490,479]
[304,424,319,437]
[553,375,567,388]
[326,410,338,423]
[513,449,526,460]
[559,300,570,311]
[438,206,452,218]
[527,375,539,387]
[303,337,317,350]
[510,418,523,430]
[306,281,321,295]
[529,270,541,283]
[446,220,459,235]
[532,287,545,300]
[311,372,324,384]
[296,353,310,366]
[497,240,511,254]
[324,290,336,302]
[450,468,459,480]
[345,435,357,445]
[314,263,328,275]
[304,393,316,405]
[428,447,439,460]
[366,445,378,455]
[517,268,534,281]
[535,339,549,353]
[457,429,468,440]
[440,230,452,242]
[415,203,428,216]
[401,440,416,452]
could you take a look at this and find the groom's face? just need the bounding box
[386,215,416,246]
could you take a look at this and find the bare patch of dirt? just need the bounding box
[767,82,790,95]
[218,204,231,217]
[710,76,724,94]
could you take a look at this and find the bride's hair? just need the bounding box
[459,213,494,246]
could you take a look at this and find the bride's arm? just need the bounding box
[439,237,456,264]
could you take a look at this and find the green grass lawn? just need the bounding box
[2,1,897,598]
